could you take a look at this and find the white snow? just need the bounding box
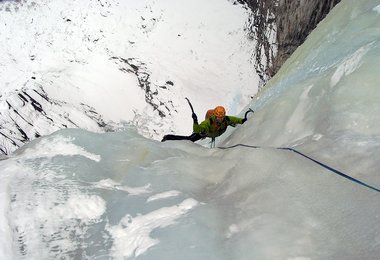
[0,0,259,153]
[19,135,101,162]
[94,179,152,195]
[330,44,370,87]
[50,194,106,221]
[108,198,199,259]
[373,4,380,13]
[0,164,13,259]
[146,190,181,202]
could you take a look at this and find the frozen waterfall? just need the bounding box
[1,0,380,259]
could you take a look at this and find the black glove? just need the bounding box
[242,118,247,124]
[192,113,198,124]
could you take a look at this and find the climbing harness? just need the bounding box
[218,143,380,193]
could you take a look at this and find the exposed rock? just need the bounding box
[110,56,175,118]
[242,0,341,83]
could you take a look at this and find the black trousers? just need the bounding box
[161,133,204,142]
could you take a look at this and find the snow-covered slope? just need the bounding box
[0,0,259,155]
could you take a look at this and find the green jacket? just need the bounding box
[193,115,244,138]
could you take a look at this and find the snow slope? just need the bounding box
[0,0,259,154]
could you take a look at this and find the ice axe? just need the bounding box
[243,108,254,123]
[185,97,198,124]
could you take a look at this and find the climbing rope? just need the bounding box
[218,143,380,193]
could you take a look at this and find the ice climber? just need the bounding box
[161,105,251,143]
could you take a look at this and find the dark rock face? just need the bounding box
[242,0,341,82]
[274,0,342,74]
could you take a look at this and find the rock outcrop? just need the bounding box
[241,0,341,83]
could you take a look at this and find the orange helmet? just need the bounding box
[214,106,226,118]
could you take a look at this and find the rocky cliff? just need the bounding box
[240,0,341,83]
